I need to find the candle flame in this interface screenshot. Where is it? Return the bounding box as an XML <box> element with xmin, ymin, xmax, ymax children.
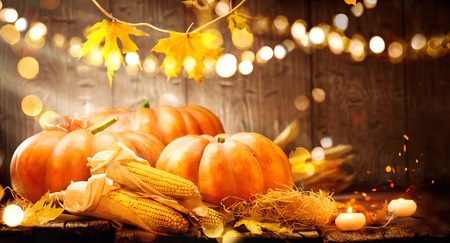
<box><xmin>347</xmin><ymin>206</ymin><xmax>353</xmax><ymax>213</ymax></box>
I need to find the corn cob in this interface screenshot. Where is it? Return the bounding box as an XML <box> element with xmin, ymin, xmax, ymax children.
<box><xmin>197</xmin><ymin>207</ymin><xmax>226</xmax><ymax>229</ymax></box>
<box><xmin>107</xmin><ymin>190</ymin><xmax>190</xmax><ymax>234</ymax></box>
<box><xmin>118</xmin><ymin>160</ymin><xmax>200</xmax><ymax>201</ymax></box>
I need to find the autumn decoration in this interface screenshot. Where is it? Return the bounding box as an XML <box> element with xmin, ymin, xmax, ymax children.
<box><xmin>87</xmin><ymin>102</ymin><xmax>225</xmax><ymax>146</ymax></box>
<box><xmin>154</xmin><ymin>132</ymin><xmax>294</xmax><ymax>206</ymax></box>
<box><xmin>9</xmin><ymin>116</ymin><xmax>164</xmax><ymax>202</ymax></box>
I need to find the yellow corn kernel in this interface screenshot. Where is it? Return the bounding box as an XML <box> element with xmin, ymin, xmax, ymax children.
<box><xmin>119</xmin><ymin>160</ymin><xmax>200</xmax><ymax>201</ymax></box>
<box><xmin>107</xmin><ymin>190</ymin><xmax>190</xmax><ymax>234</ymax></box>
<box><xmin>197</xmin><ymin>207</ymin><xmax>226</xmax><ymax>238</ymax></box>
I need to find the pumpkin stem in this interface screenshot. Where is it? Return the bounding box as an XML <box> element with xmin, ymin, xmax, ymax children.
<box><xmin>141</xmin><ymin>100</ymin><xmax>150</xmax><ymax>108</ymax></box>
<box><xmin>89</xmin><ymin>116</ymin><xmax>119</xmax><ymax>134</ymax></box>
<box><xmin>217</xmin><ymin>136</ymin><xmax>226</xmax><ymax>143</ymax></box>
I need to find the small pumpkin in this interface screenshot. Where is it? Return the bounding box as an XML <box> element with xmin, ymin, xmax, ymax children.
<box><xmin>10</xmin><ymin>116</ymin><xmax>164</xmax><ymax>202</ymax></box>
<box><xmin>154</xmin><ymin>132</ymin><xmax>294</xmax><ymax>206</ymax></box>
<box><xmin>88</xmin><ymin>101</ymin><xmax>225</xmax><ymax>145</ymax></box>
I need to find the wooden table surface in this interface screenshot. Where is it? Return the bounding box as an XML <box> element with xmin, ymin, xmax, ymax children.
<box><xmin>1</xmin><ymin>191</ymin><xmax>449</xmax><ymax>243</ymax></box>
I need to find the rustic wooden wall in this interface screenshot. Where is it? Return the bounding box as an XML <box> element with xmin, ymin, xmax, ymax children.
<box><xmin>1</xmin><ymin>0</ymin><xmax>449</xmax><ymax>194</ymax></box>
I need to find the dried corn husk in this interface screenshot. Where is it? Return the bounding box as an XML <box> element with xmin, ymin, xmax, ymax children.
<box><xmin>86</xmin><ymin>142</ymin><xmax>206</xmax><ymax>217</ymax></box>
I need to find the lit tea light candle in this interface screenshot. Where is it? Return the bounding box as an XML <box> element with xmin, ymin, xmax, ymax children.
<box><xmin>335</xmin><ymin>206</ymin><xmax>366</xmax><ymax>231</ymax></box>
<box><xmin>388</xmin><ymin>198</ymin><xmax>417</xmax><ymax>217</ymax></box>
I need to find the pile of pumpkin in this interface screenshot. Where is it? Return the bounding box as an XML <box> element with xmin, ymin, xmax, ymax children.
<box><xmin>8</xmin><ymin>103</ymin><xmax>295</xmax><ymax>238</ymax></box>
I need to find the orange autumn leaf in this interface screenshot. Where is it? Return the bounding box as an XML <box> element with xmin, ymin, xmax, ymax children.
<box><xmin>345</xmin><ymin>0</ymin><xmax>357</xmax><ymax>5</ymax></box>
<box><xmin>151</xmin><ymin>31</ymin><xmax>223</xmax><ymax>83</ymax></box>
<box><xmin>79</xmin><ymin>19</ymin><xmax>148</xmax><ymax>87</ymax></box>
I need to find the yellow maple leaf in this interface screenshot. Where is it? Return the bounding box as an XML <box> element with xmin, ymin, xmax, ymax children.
<box><xmin>79</xmin><ymin>19</ymin><xmax>148</xmax><ymax>87</ymax></box>
<box><xmin>152</xmin><ymin>31</ymin><xmax>223</xmax><ymax>83</ymax></box>
<box><xmin>20</xmin><ymin>192</ymin><xmax>65</xmax><ymax>226</ymax></box>
<box><xmin>227</xmin><ymin>11</ymin><xmax>251</xmax><ymax>32</ymax></box>
<box><xmin>345</xmin><ymin>0</ymin><xmax>357</xmax><ymax>5</ymax></box>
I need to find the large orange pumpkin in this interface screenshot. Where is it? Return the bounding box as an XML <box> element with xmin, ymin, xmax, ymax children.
<box><xmin>10</xmin><ymin>117</ymin><xmax>164</xmax><ymax>202</ymax></box>
<box><xmin>154</xmin><ymin>132</ymin><xmax>294</xmax><ymax>206</ymax></box>
<box><xmin>88</xmin><ymin>103</ymin><xmax>225</xmax><ymax>145</ymax></box>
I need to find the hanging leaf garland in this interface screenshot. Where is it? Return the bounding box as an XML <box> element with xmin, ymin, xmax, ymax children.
<box><xmin>151</xmin><ymin>31</ymin><xmax>223</xmax><ymax>83</ymax></box>
<box><xmin>79</xmin><ymin>19</ymin><xmax>148</xmax><ymax>87</ymax></box>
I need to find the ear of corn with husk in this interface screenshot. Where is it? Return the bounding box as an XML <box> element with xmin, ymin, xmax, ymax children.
<box><xmin>290</xmin><ymin>144</ymin><xmax>356</xmax><ymax>193</ymax></box>
<box><xmin>48</xmin><ymin>142</ymin><xmax>228</xmax><ymax>236</ymax></box>
<box><xmin>87</xmin><ymin>142</ymin><xmax>206</xmax><ymax>217</ymax></box>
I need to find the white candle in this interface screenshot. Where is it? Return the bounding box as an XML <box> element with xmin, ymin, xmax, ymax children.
<box><xmin>388</xmin><ymin>198</ymin><xmax>417</xmax><ymax>217</ymax></box>
<box><xmin>335</xmin><ymin>207</ymin><xmax>366</xmax><ymax>231</ymax></box>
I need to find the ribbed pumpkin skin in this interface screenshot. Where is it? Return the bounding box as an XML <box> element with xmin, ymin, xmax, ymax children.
<box><xmin>10</xmin><ymin>129</ymin><xmax>164</xmax><ymax>202</ymax></box>
<box><xmin>88</xmin><ymin>104</ymin><xmax>225</xmax><ymax>145</ymax></box>
<box><xmin>155</xmin><ymin>133</ymin><xmax>294</xmax><ymax>206</ymax></box>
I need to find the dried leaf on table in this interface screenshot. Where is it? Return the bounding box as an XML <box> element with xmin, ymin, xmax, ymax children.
<box><xmin>152</xmin><ymin>31</ymin><xmax>223</xmax><ymax>83</ymax></box>
<box><xmin>21</xmin><ymin>192</ymin><xmax>64</xmax><ymax>226</ymax></box>
<box><xmin>79</xmin><ymin>19</ymin><xmax>148</xmax><ymax>87</ymax></box>
<box><xmin>234</xmin><ymin>219</ymin><xmax>292</xmax><ymax>235</ymax></box>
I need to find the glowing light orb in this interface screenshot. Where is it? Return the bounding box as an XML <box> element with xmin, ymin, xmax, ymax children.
<box><xmin>274</xmin><ymin>44</ymin><xmax>287</xmax><ymax>59</ymax></box>
<box><xmin>309</xmin><ymin>26</ymin><xmax>325</xmax><ymax>45</ymax></box>
<box><xmin>258</xmin><ymin>46</ymin><xmax>273</xmax><ymax>61</ymax></box>
<box><xmin>294</xmin><ymin>95</ymin><xmax>310</xmax><ymax>111</ymax></box>
<box><xmin>369</xmin><ymin>36</ymin><xmax>385</xmax><ymax>54</ymax></box>
<box><xmin>311</xmin><ymin>147</ymin><xmax>325</xmax><ymax>163</ymax></box>
<box><xmin>21</xmin><ymin>94</ymin><xmax>43</xmax><ymax>117</ymax></box>
<box><xmin>125</xmin><ymin>52</ymin><xmax>140</xmax><ymax>66</ymax></box>
<box><xmin>15</xmin><ymin>17</ymin><xmax>28</xmax><ymax>32</ymax></box>
<box><xmin>2</xmin><ymin>204</ymin><xmax>24</xmax><ymax>227</ymax></box>
<box><xmin>333</xmin><ymin>14</ymin><xmax>348</xmax><ymax>31</ymax></box>
<box><xmin>1</xmin><ymin>8</ymin><xmax>18</xmax><ymax>23</ymax></box>
<box><xmin>202</xmin><ymin>222</ymin><xmax>224</xmax><ymax>239</ymax></box>
<box><xmin>18</xmin><ymin>56</ymin><xmax>39</xmax><ymax>80</ymax></box>
<box><xmin>238</xmin><ymin>60</ymin><xmax>253</xmax><ymax>75</ymax></box>
<box><xmin>411</xmin><ymin>34</ymin><xmax>426</xmax><ymax>50</ymax></box>
<box><xmin>320</xmin><ymin>137</ymin><xmax>333</xmax><ymax>148</ymax></box>
<box><xmin>215</xmin><ymin>54</ymin><xmax>237</xmax><ymax>78</ymax></box>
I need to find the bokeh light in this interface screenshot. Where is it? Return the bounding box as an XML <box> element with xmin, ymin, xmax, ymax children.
<box><xmin>328</xmin><ymin>31</ymin><xmax>344</xmax><ymax>55</ymax></box>
<box><xmin>411</xmin><ymin>34</ymin><xmax>426</xmax><ymax>50</ymax></box>
<box><xmin>231</xmin><ymin>28</ymin><xmax>253</xmax><ymax>50</ymax></box>
<box><xmin>2</xmin><ymin>204</ymin><xmax>24</xmax><ymax>227</ymax></box>
<box><xmin>274</xmin><ymin>44</ymin><xmax>287</xmax><ymax>59</ymax></box>
<box><xmin>309</xmin><ymin>26</ymin><xmax>325</xmax><ymax>45</ymax></box>
<box><xmin>216</xmin><ymin>53</ymin><xmax>237</xmax><ymax>78</ymax></box>
<box><xmin>273</xmin><ymin>15</ymin><xmax>289</xmax><ymax>34</ymax></box>
<box><xmin>241</xmin><ymin>50</ymin><xmax>255</xmax><ymax>62</ymax></box>
<box><xmin>125</xmin><ymin>52</ymin><xmax>140</xmax><ymax>66</ymax></box>
<box><xmin>143</xmin><ymin>54</ymin><xmax>159</xmax><ymax>75</ymax></box>
<box><xmin>238</xmin><ymin>60</ymin><xmax>253</xmax><ymax>75</ymax></box>
<box><xmin>0</xmin><ymin>24</ymin><xmax>20</xmax><ymax>45</ymax></box>
<box><xmin>311</xmin><ymin>147</ymin><xmax>325</xmax><ymax>163</ymax></box>
<box><xmin>14</xmin><ymin>17</ymin><xmax>28</xmax><ymax>32</ymax></box>
<box><xmin>257</xmin><ymin>46</ymin><xmax>273</xmax><ymax>62</ymax></box>
<box><xmin>18</xmin><ymin>56</ymin><xmax>39</xmax><ymax>79</ymax></box>
<box><xmin>333</xmin><ymin>14</ymin><xmax>348</xmax><ymax>31</ymax></box>
<box><xmin>369</xmin><ymin>35</ymin><xmax>385</xmax><ymax>54</ymax></box>
<box><xmin>311</xmin><ymin>88</ymin><xmax>326</xmax><ymax>103</ymax></box>
<box><xmin>21</xmin><ymin>94</ymin><xmax>43</xmax><ymax>117</ymax></box>
<box><xmin>351</xmin><ymin>2</ymin><xmax>364</xmax><ymax>17</ymax></box>
<box><xmin>294</xmin><ymin>95</ymin><xmax>310</xmax><ymax>111</ymax></box>
<box><xmin>320</xmin><ymin>137</ymin><xmax>333</xmax><ymax>148</ymax></box>
<box><xmin>0</xmin><ymin>8</ymin><xmax>18</xmax><ymax>23</ymax></box>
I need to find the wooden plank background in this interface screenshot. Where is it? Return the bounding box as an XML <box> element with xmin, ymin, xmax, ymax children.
<box><xmin>1</xmin><ymin>0</ymin><xmax>449</xmax><ymax>195</ymax></box>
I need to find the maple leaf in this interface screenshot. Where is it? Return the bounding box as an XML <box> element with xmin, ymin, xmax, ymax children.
<box><xmin>152</xmin><ymin>31</ymin><xmax>223</xmax><ymax>83</ymax></box>
<box><xmin>79</xmin><ymin>19</ymin><xmax>148</xmax><ymax>87</ymax></box>
<box><xmin>20</xmin><ymin>192</ymin><xmax>65</xmax><ymax>226</ymax></box>
<box><xmin>227</xmin><ymin>11</ymin><xmax>251</xmax><ymax>32</ymax></box>
<box><xmin>345</xmin><ymin>0</ymin><xmax>357</xmax><ymax>5</ymax></box>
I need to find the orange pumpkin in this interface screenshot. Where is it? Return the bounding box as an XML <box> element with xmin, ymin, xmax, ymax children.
<box><xmin>10</xmin><ymin>117</ymin><xmax>164</xmax><ymax>202</ymax></box>
<box><xmin>155</xmin><ymin>132</ymin><xmax>294</xmax><ymax>206</ymax></box>
<box><xmin>88</xmin><ymin>102</ymin><xmax>225</xmax><ymax>145</ymax></box>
